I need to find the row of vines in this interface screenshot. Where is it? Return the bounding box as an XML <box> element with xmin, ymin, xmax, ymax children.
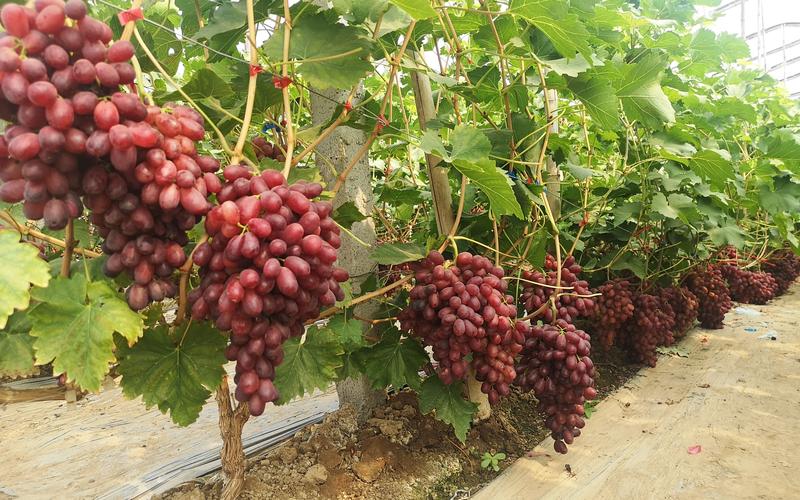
<box><xmin>1</xmin><ymin>0</ymin><xmax>800</xmax><ymax>497</ymax></box>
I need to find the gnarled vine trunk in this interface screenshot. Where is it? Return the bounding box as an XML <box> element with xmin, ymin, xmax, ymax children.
<box><xmin>216</xmin><ymin>378</ymin><xmax>250</xmax><ymax>500</ymax></box>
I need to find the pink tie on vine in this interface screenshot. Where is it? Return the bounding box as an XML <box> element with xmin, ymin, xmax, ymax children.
<box><xmin>272</xmin><ymin>75</ymin><xmax>292</xmax><ymax>89</ymax></box>
<box><xmin>249</xmin><ymin>65</ymin><xmax>264</xmax><ymax>77</ymax></box>
<box><xmin>117</xmin><ymin>7</ymin><xmax>143</xmax><ymax>25</ymax></box>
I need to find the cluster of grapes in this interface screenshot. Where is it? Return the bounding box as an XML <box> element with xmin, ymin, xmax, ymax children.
<box><xmin>520</xmin><ymin>255</ymin><xmax>594</xmax><ymax>322</ymax></box>
<box><xmin>252</xmin><ymin>136</ymin><xmax>286</xmax><ymax>162</ymax></box>
<box><xmin>188</xmin><ymin>168</ymin><xmax>348</xmax><ymax>416</ymax></box>
<box><xmin>659</xmin><ymin>286</ymin><xmax>698</xmax><ymax>340</ymax></box>
<box><xmin>516</xmin><ymin>320</ymin><xmax>596</xmax><ymax>454</ymax></box>
<box><xmin>684</xmin><ymin>267</ymin><xmax>732</xmax><ymax>329</ymax></box>
<box><xmin>718</xmin><ymin>264</ymin><xmax>778</xmax><ymax>305</ymax></box>
<box><xmin>590</xmin><ymin>279</ymin><xmax>635</xmax><ymax>349</ymax></box>
<box><xmin>619</xmin><ymin>293</ymin><xmax>675</xmax><ymax>366</ymax></box>
<box><xmin>762</xmin><ymin>250</ymin><xmax>800</xmax><ymax>295</ymax></box>
<box><xmin>0</xmin><ymin>1</ymin><xmax>219</xmax><ymax>310</ymax></box>
<box><xmin>398</xmin><ymin>251</ymin><xmax>524</xmax><ymax>405</ymax></box>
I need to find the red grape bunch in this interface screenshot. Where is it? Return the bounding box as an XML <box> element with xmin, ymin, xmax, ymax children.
<box><xmin>718</xmin><ymin>265</ymin><xmax>778</xmax><ymax>305</ymax></box>
<box><xmin>619</xmin><ymin>292</ymin><xmax>675</xmax><ymax>366</ymax></box>
<box><xmin>684</xmin><ymin>267</ymin><xmax>732</xmax><ymax>329</ymax></box>
<box><xmin>659</xmin><ymin>286</ymin><xmax>698</xmax><ymax>340</ymax></box>
<box><xmin>761</xmin><ymin>250</ymin><xmax>800</xmax><ymax>295</ymax></box>
<box><xmin>0</xmin><ymin>0</ymin><xmax>220</xmax><ymax>310</ymax></box>
<box><xmin>398</xmin><ymin>251</ymin><xmax>525</xmax><ymax>405</ymax></box>
<box><xmin>252</xmin><ymin>136</ymin><xmax>286</xmax><ymax>162</ymax></box>
<box><xmin>590</xmin><ymin>279</ymin><xmax>635</xmax><ymax>350</ymax></box>
<box><xmin>516</xmin><ymin>320</ymin><xmax>596</xmax><ymax>454</ymax></box>
<box><xmin>520</xmin><ymin>255</ymin><xmax>594</xmax><ymax>323</ymax></box>
<box><xmin>0</xmin><ymin>0</ymin><xmax>137</xmax><ymax>228</ymax></box>
<box><xmin>188</xmin><ymin>168</ymin><xmax>349</xmax><ymax>416</ymax></box>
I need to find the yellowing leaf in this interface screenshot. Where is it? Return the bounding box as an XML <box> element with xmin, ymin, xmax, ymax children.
<box><xmin>0</xmin><ymin>230</ymin><xmax>50</xmax><ymax>329</ymax></box>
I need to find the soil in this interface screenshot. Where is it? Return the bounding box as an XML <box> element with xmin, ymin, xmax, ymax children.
<box><xmin>160</xmin><ymin>345</ymin><xmax>639</xmax><ymax>500</ymax></box>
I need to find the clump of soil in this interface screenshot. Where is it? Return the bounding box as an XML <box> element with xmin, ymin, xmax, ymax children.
<box><xmin>162</xmin><ymin>347</ymin><xmax>639</xmax><ymax>500</ymax></box>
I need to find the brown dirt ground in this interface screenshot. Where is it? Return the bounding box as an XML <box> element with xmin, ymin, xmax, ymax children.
<box><xmin>160</xmin><ymin>345</ymin><xmax>639</xmax><ymax>500</ymax></box>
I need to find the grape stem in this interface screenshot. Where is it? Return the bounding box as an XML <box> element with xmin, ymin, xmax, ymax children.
<box><xmin>328</xmin><ymin>21</ymin><xmax>417</xmax><ymax>195</ymax></box>
<box><xmin>0</xmin><ymin>211</ymin><xmax>100</xmax><ymax>258</ymax></box>
<box><xmin>231</xmin><ymin>0</ymin><xmax>258</xmax><ymax>162</ymax></box>
<box><xmin>279</xmin><ymin>0</ymin><xmax>296</xmax><ymax>178</ymax></box>
<box><xmin>314</xmin><ymin>275</ymin><xmax>413</xmax><ymax>323</ymax></box>
<box><xmin>60</xmin><ymin>219</ymin><xmax>74</xmax><ymax>278</ymax></box>
<box><xmin>175</xmin><ymin>234</ymin><xmax>209</xmax><ymax>325</ymax></box>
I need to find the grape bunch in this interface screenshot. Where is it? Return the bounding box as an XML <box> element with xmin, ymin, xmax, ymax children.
<box><xmin>718</xmin><ymin>264</ymin><xmax>778</xmax><ymax>305</ymax></box>
<box><xmin>659</xmin><ymin>286</ymin><xmax>698</xmax><ymax>340</ymax></box>
<box><xmin>590</xmin><ymin>279</ymin><xmax>635</xmax><ymax>349</ymax></box>
<box><xmin>516</xmin><ymin>320</ymin><xmax>596</xmax><ymax>454</ymax></box>
<box><xmin>619</xmin><ymin>292</ymin><xmax>675</xmax><ymax>366</ymax></box>
<box><xmin>684</xmin><ymin>267</ymin><xmax>732</xmax><ymax>329</ymax></box>
<box><xmin>520</xmin><ymin>255</ymin><xmax>594</xmax><ymax>323</ymax></box>
<box><xmin>188</xmin><ymin>168</ymin><xmax>349</xmax><ymax>416</ymax></box>
<box><xmin>762</xmin><ymin>250</ymin><xmax>800</xmax><ymax>295</ymax></box>
<box><xmin>398</xmin><ymin>251</ymin><xmax>524</xmax><ymax>405</ymax></box>
<box><xmin>252</xmin><ymin>136</ymin><xmax>286</xmax><ymax>162</ymax></box>
<box><xmin>0</xmin><ymin>0</ymin><xmax>219</xmax><ymax>310</ymax></box>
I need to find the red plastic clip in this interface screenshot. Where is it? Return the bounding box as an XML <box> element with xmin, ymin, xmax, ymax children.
<box><xmin>249</xmin><ymin>65</ymin><xmax>264</xmax><ymax>77</ymax></box>
<box><xmin>376</xmin><ymin>114</ymin><xmax>389</xmax><ymax>132</ymax></box>
<box><xmin>272</xmin><ymin>75</ymin><xmax>293</xmax><ymax>89</ymax></box>
<box><xmin>118</xmin><ymin>7</ymin><xmax>144</xmax><ymax>25</ymax></box>
<box><xmin>344</xmin><ymin>100</ymin><xmax>353</xmax><ymax>112</ymax></box>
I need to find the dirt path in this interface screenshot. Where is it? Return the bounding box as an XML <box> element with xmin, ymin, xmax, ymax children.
<box><xmin>476</xmin><ymin>285</ymin><xmax>800</xmax><ymax>500</ymax></box>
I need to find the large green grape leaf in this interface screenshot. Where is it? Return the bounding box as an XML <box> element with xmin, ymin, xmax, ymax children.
<box><xmin>567</xmin><ymin>72</ymin><xmax>620</xmax><ymax>130</ymax></box>
<box><xmin>0</xmin><ymin>230</ymin><xmax>50</xmax><ymax>329</ymax></box>
<box><xmin>508</xmin><ymin>0</ymin><xmax>591</xmax><ymax>58</ymax></box>
<box><xmin>117</xmin><ymin>322</ymin><xmax>227</xmax><ymax>426</ymax></box>
<box><xmin>29</xmin><ymin>275</ymin><xmax>144</xmax><ymax>392</ymax></box>
<box><xmin>274</xmin><ymin>326</ymin><xmax>343</xmax><ymax>404</ymax></box>
<box><xmin>389</xmin><ymin>0</ymin><xmax>436</xmax><ymax>20</ymax></box>
<box><xmin>263</xmin><ymin>12</ymin><xmax>374</xmax><ymax>90</ymax></box>
<box><xmin>615</xmin><ymin>55</ymin><xmax>675</xmax><ymax>127</ymax></box>
<box><xmin>453</xmin><ymin>159</ymin><xmax>524</xmax><ymax>219</ymax></box>
<box><xmin>0</xmin><ymin>311</ymin><xmax>36</xmax><ymax>378</ymax></box>
<box><xmin>450</xmin><ymin>125</ymin><xmax>492</xmax><ymax>164</ymax></box>
<box><xmin>363</xmin><ymin>327</ymin><xmax>427</xmax><ymax>390</ymax></box>
<box><xmin>689</xmin><ymin>150</ymin><xmax>734</xmax><ymax>189</ymax></box>
<box><xmin>370</xmin><ymin>243</ymin><xmax>427</xmax><ymax>265</ymax></box>
<box><xmin>419</xmin><ymin>377</ymin><xmax>477</xmax><ymax>442</ymax></box>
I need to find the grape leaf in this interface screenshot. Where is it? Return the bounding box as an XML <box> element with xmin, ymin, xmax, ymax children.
<box><xmin>324</xmin><ymin>314</ymin><xmax>365</xmax><ymax>350</ymax></box>
<box><xmin>333</xmin><ymin>201</ymin><xmax>367</xmax><ymax>229</ymax></box>
<box><xmin>0</xmin><ymin>311</ymin><xmax>36</xmax><ymax>378</ymax></box>
<box><xmin>363</xmin><ymin>327</ymin><xmax>427</xmax><ymax>390</ymax></box>
<box><xmin>263</xmin><ymin>12</ymin><xmax>374</xmax><ymax>90</ymax></box>
<box><xmin>689</xmin><ymin>150</ymin><xmax>734</xmax><ymax>189</ymax></box>
<box><xmin>615</xmin><ymin>55</ymin><xmax>675</xmax><ymax>127</ymax></box>
<box><xmin>29</xmin><ymin>275</ymin><xmax>144</xmax><ymax>392</ymax></box>
<box><xmin>452</xmin><ymin>159</ymin><xmax>524</xmax><ymax>219</ymax></box>
<box><xmin>0</xmin><ymin>230</ymin><xmax>50</xmax><ymax>329</ymax></box>
<box><xmin>389</xmin><ymin>0</ymin><xmax>436</xmax><ymax>20</ymax></box>
<box><xmin>450</xmin><ymin>125</ymin><xmax>492</xmax><ymax>164</ymax></box>
<box><xmin>117</xmin><ymin>322</ymin><xmax>227</xmax><ymax>426</ymax></box>
<box><xmin>370</xmin><ymin>242</ymin><xmax>427</xmax><ymax>265</ymax></box>
<box><xmin>567</xmin><ymin>72</ymin><xmax>620</xmax><ymax>130</ymax></box>
<box><xmin>418</xmin><ymin>377</ymin><xmax>477</xmax><ymax>442</ymax></box>
<box><xmin>509</xmin><ymin>0</ymin><xmax>591</xmax><ymax>59</ymax></box>
<box><xmin>274</xmin><ymin>326</ymin><xmax>343</xmax><ymax>404</ymax></box>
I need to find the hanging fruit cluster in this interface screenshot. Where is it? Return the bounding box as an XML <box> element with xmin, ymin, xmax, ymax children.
<box><xmin>188</xmin><ymin>168</ymin><xmax>349</xmax><ymax>415</ymax></box>
<box><xmin>0</xmin><ymin>0</ymin><xmax>219</xmax><ymax>310</ymax></box>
